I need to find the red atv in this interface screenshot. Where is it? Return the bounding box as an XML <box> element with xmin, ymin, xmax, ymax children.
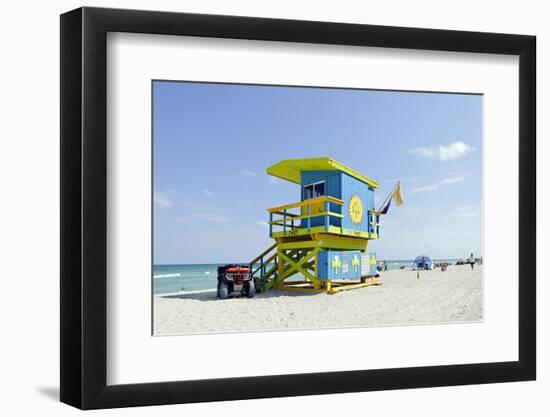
<box><xmin>217</xmin><ymin>264</ymin><xmax>256</xmax><ymax>299</ymax></box>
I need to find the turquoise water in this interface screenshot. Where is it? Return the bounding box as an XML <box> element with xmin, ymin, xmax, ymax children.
<box><xmin>153</xmin><ymin>259</ymin><xmax>459</xmax><ymax>295</ymax></box>
<box><xmin>153</xmin><ymin>264</ymin><xmax>221</xmax><ymax>295</ymax></box>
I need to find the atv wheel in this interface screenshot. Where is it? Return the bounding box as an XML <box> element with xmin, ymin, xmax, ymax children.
<box><xmin>217</xmin><ymin>281</ymin><xmax>229</xmax><ymax>299</ymax></box>
<box><xmin>245</xmin><ymin>280</ymin><xmax>255</xmax><ymax>298</ymax></box>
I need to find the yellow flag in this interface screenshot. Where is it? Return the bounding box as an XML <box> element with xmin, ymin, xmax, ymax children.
<box><xmin>391</xmin><ymin>181</ymin><xmax>404</xmax><ymax>206</ymax></box>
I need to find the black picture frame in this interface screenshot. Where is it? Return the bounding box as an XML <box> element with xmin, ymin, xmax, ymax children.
<box><xmin>60</xmin><ymin>6</ymin><xmax>536</xmax><ymax>410</ymax></box>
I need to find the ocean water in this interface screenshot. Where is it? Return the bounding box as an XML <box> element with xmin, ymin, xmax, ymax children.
<box><xmin>153</xmin><ymin>259</ymin><xmax>459</xmax><ymax>295</ymax></box>
<box><xmin>384</xmin><ymin>259</ymin><xmax>458</xmax><ymax>271</ymax></box>
<box><xmin>153</xmin><ymin>264</ymin><xmax>221</xmax><ymax>295</ymax></box>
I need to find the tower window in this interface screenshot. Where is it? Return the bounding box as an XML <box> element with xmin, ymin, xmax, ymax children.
<box><xmin>304</xmin><ymin>181</ymin><xmax>326</xmax><ymax>199</ymax></box>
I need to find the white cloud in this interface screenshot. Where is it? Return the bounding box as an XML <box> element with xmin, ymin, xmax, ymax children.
<box><xmin>409</xmin><ymin>141</ymin><xmax>475</xmax><ymax>161</ymax></box>
<box><xmin>203</xmin><ymin>189</ymin><xmax>215</xmax><ymax>197</ymax></box>
<box><xmin>440</xmin><ymin>142</ymin><xmax>475</xmax><ymax>161</ymax></box>
<box><xmin>256</xmin><ymin>221</ymin><xmax>270</xmax><ymax>228</ymax></box>
<box><xmin>241</xmin><ymin>169</ymin><xmax>257</xmax><ymax>177</ymax></box>
<box><xmin>268</xmin><ymin>176</ymin><xmax>280</xmax><ymax>184</ymax></box>
<box><xmin>411</xmin><ymin>184</ymin><xmax>439</xmax><ymax>193</ymax></box>
<box><xmin>411</xmin><ymin>174</ymin><xmax>466</xmax><ymax>193</ymax></box>
<box><xmin>439</xmin><ymin>176</ymin><xmax>465</xmax><ymax>185</ymax></box>
<box><xmin>154</xmin><ymin>191</ymin><xmax>173</xmax><ymax>208</ymax></box>
<box><xmin>410</xmin><ymin>147</ymin><xmax>438</xmax><ymax>159</ymax></box>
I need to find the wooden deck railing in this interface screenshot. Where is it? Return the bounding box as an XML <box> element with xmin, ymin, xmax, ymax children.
<box><xmin>267</xmin><ymin>196</ymin><xmax>344</xmax><ymax>236</ymax></box>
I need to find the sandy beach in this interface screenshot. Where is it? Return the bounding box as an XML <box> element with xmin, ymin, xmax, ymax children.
<box><xmin>153</xmin><ymin>264</ymin><xmax>483</xmax><ymax>335</ymax></box>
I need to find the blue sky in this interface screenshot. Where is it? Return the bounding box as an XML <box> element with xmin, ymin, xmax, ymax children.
<box><xmin>153</xmin><ymin>81</ymin><xmax>482</xmax><ymax>264</ymax></box>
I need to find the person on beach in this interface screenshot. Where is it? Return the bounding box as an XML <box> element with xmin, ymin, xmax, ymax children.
<box><xmin>467</xmin><ymin>253</ymin><xmax>475</xmax><ymax>270</ymax></box>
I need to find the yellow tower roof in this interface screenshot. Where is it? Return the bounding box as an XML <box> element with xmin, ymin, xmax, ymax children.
<box><xmin>267</xmin><ymin>157</ymin><xmax>379</xmax><ymax>188</ymax></box>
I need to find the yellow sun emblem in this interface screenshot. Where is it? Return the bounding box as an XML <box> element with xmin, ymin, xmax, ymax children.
<box><xmin>348</xmin><ymin>195</ymin><xmax>364</xmax><ymax>224</ymax></box>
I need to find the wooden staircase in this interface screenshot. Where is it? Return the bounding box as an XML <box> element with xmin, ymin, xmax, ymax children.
<box><xmin>249</xmin><ymin>243</ymin><xmax>279</xmax><ymax>291</ymax></box>
<box><xmin>249</xmin><ymin>242</ymin><xmax>321</xmax><ymax>291</ymax></box>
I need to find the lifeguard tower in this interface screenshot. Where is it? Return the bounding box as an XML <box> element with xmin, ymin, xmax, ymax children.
<box><xmin>249</xmin><ymin>157</ymin><xmax>382</xmax><ymax>294</ymax></box>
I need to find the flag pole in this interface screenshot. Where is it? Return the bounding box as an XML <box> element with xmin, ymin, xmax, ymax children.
<box><xmin>377</xmin><ymin>181</ymin><xmax>399</xmax><ymax>212</ymax></box>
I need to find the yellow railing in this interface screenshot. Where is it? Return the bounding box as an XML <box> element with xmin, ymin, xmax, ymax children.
<box><xmin>267</xmin><ymin>196</ymin><xmax>344</xmax><ymax>237</ymax></box>
<box><xmin>267</xmin><ymin>196</ymin><xmax>344</xmax><ymax>213</ymax></box>
<box><xmin>249</xmin><ymin>242</ymin><xmax>277</xmax><ymax>265</ymax></box>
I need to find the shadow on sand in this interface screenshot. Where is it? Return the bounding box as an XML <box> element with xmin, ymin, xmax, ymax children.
<box><xmin>158</xmin><ymin>289</ymin><xmax>322</xmax><ymax>302</ymax></box>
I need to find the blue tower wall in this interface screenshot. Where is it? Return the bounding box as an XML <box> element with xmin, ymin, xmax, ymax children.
<box><xmin>361</xmin><ymin>252</ymin><xmax>378</xmax><ymax>276</ymax></box>
<box><xmin>340</xmin><ymin>173</ymin><xmax>374</xmax><ymax>234</ymax></box>
<box><xmin>298</xmin><ymin>171</ymin><xmax>376</xmax><ymax>234</ymax></box>
<box><xmin>317</xmin><ymin>250</ymin><xmax>362</xmax><ymax>280</ymax></box>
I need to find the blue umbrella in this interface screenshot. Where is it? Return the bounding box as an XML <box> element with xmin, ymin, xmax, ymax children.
<box><xmin>413</xmin><ymin>255</ymin><xmax>433</xmax><ymax>270</ymax></box>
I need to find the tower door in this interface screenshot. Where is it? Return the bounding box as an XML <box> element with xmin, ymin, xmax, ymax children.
<box><xmin>302</xmin><ymin>181</ymin><xmax>326</xmax><ymax>220</ymax></box>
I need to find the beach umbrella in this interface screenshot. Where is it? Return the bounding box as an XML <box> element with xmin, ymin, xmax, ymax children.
<box><xmin>413</xmin><ymin>255</ymin><xmax>433</xmax><ymax>270</ymax></box>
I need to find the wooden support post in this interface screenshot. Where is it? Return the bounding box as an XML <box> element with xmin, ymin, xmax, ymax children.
<box><xmin>324</xmin><ymin>200</ymin><xmax>329</xmax><ymax>231</ymax></box>
<box><xmin>314</xmin><ymin>250</ymin><xmax>318</xmax><ymax>281</ymax></box>
<box><xmin>307</xmin><ymin>204</ymin><xmax>311</xmax><ymax>233</ymax></box>
<box><xmin>277</xmin><ymin>250</ymin><xmax>285</xmax><ymax>288</ymax></box>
